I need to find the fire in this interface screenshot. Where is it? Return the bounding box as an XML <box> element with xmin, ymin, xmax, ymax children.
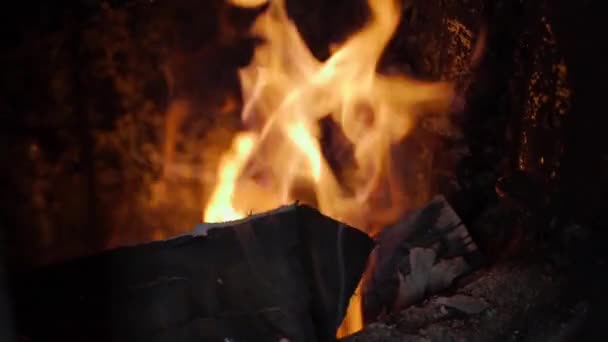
<box><xmin>204</xmin><ymin>133</ymin><xmax>257</xmax><ymax>223</ymax></box>
<box><xmin>204</xmin><ymin>0</ymin><xmax>453</xmax><ymax>336</ymax></box>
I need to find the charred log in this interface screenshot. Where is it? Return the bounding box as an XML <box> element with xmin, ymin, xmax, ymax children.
<box><xmin>361</xmin><ymin>196</ymin><xmax>483</xmax><ymax>325</ymax></box>
<box><xmin>344</xmin><ymin>261</ymin><xmax>577</xmax><ymax>342</ymax></box>
<box><xmin>12</xmin><ymin>204</ymin><xmax>373</xmax><ymax>342</ymax></box>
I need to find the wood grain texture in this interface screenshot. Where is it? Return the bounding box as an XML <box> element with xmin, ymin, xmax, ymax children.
<box><xmin>13</xmin><ymin>204</ymin><xmax>373</xmax><ymax>342</ymax></box>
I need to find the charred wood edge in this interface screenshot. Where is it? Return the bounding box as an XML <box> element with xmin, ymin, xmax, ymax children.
<box><xmin>294</xmin><ymin>205</ymin><xmax>375</xmax><ymax>341</ymax></box>
<box><xmin>191</xmin><ymin>204</ymin><xmax>297</xmax><ymax>237</ymax></box>
<box><xmin>371</xmin><ymin>195</ymin><xmax>483</xmax><ymax>286</ymax></box>
<box><xmin>344</xmin><ymin>261</ymin><xmax>580</xmax><ymax>342</ymax></box>
<box><xmin>13</xmin><ymin>203</ymin><xmax>374</xmax><ymax>342</ymax></box>
<box><xmin>362</xmin><ymin>195</ymin><xmax>484</xmax><ymax>324</ymax></box>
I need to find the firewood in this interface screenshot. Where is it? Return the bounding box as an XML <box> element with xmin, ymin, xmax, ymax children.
<box><xmin>344</xmin><ymin>262</ymin><xmax>577</xmax><ymax>342</ymax></box>
<box><xmin>13</xmin><ymin>204</ymin><xmax>373</xmax><ymax>342</ymax></box>
<box><xmin>361</xmin><ymin>195</ymin><xmax>483</xmax><ymax>324</ymax></box>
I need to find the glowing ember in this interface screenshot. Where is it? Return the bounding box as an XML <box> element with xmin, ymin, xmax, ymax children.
<box><xmin>204</xmin><ymin>0</ymin><xmax>454</xmax><ymax>335</ymax></box>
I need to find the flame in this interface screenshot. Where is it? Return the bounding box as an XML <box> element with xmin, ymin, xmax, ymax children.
<box><xmin>226</xmin><ymin>0</ymin><xmax>268</xmax><ymax>8</ymax></box>
<box><xmin>338</xmin><ymin>281</ymin><xmax>364</xmax><ymax>338</ymax></box>
<box><xmin>204</xmin><ymin>0</ymin><xmax>453</xmax><ymax>335</ymax></box>
<box><xmin>204</xmin><ymin>133</ymin><xmax>257</xmax><ymax>222</ymax></box>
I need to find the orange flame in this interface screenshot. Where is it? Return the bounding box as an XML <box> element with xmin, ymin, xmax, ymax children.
<box><xmin>204</xmin><ymin>0</ymin><xmax>453</xmax><ymax>336</ymax></box>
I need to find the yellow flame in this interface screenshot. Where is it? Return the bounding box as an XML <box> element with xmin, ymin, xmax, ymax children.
<box><xmin>226</xmin><ymin>0</ymin><xmax>268</xmax><ymax>8</ymax></box>
<box><xmin>203</xmin><ymin>133</ymin><xmax>256</xmax><ymax>222</ymax></box>
<box><xmin>286</xmin><ymin>121</ymin><xmax>323</xmax><ymax>182</ymax></box>
<box><xmin>205</xmin><ymin>0</ymin><xmax>454</xmax><ymax>335</ymax></box>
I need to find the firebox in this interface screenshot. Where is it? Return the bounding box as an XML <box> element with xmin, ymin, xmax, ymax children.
<box><xmin>1</xmin><ymin>0</ymin><xmax>607</xmax><ymax>341</ymax></box>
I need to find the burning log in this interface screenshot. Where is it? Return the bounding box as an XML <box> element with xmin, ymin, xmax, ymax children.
<box><xmin>13</xmin><ymin>204</ymin><xmax>373</xmax><ymax>342</ymax></box>
<box><xmin>344</xmin><ymin>261</ymin><xmax>578</xmax><ymax>342</ymax></box>
<box><xmin>361</xmin><ymin>195</ymin><xmax>483</xmax><ymax>324</ymax></box>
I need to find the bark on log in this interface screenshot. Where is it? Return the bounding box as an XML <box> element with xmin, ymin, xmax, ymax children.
<box><xmin>361</xmin><ymin>196</ymin><xmax>483</xmax><ymax>325</ymax></box>
<box><xmin>12</xmin><ymin>204</ymin><xmax>374</xmax><ymax>342</ymax></box>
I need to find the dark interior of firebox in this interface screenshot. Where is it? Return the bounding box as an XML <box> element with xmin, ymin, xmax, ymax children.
<box><xmin>1</xmin><ymin>0</ymin><xmax>607</xmax><ymax>341</ymax></box>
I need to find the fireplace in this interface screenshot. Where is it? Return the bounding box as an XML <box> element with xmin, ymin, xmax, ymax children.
<box><xmin>1</xmin><ymin>0</ymin><xmax>607</xmax><ymax>341</ymax></box>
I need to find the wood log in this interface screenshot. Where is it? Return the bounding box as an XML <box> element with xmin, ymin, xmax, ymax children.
<box><xmin>12</xmin><ymin>204</ymin><xmax>374</xmax><ymax>342</ymax></box>
<box><xmin>343</xmin><ymin>261</ymin><xmax>577</xmax><ymax>342</ymax></box>
<box><xmin>361</xmin><ymin>195</ymin><xmax>483</xmax><ymax>324</ymax></box>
